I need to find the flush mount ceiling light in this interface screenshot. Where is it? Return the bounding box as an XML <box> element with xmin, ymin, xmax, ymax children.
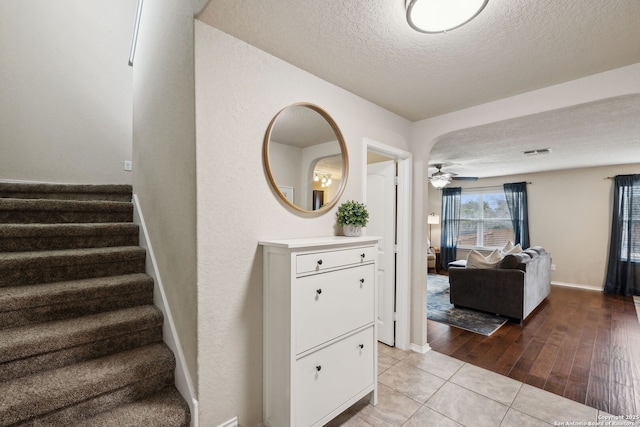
<box><xmin>406</xmin><ymin>0</ymin><xmax>488</xmax><ymax>34</ymax></box>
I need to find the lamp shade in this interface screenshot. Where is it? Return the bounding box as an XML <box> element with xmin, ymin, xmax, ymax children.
<box><xmin>406</xmin><ymin>0</ymin><xmax>488</xmax><ymax>33</ymax></box>
<box><xmin>428</xmin><ymin>214</ymin><xmax>440</xmax><ymax>225</ymax></box>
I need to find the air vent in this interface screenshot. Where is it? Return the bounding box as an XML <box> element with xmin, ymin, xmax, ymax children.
<box><xmin>523</xmin><ymin>148</ymin><xmax>552</xmax><ymax>156</ymax></box>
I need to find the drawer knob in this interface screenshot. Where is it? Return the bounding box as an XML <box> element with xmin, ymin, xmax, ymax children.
<box><xmin>316</xmin><ymin>288</ymin><xmax>322</xmax><ymax>295</ymax></box>
<box><xmin>360</xmin><ymin>278</ymin><xmax>365</xmax><ymax>284</ymax></box>
<box><xmin>317</xmin><ymin>259</ymin><xmax>323</xmax><ymax>266</ymax></box>
<box><xmin>359</xmin><ymin>344</ymin><xmax>364</xmax><ymax>349</ymax></box>
<box><xmin>361</xmin><ymin>253</ymin><xmax>366</xmax><ymax>259</ymax></box>
<box><xmin>316</xmin><ymin>365</ymin><xmax>322</xmax><ymax>372</ymax></box>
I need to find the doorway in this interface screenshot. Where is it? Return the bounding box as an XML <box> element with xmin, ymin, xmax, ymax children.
<box><xmin>363</xmin><ymin>139</ymin><xmax>412</xmax><ymax>350</ymax></box>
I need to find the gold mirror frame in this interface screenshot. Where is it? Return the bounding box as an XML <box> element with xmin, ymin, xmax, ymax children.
<box><xmin>263</xmin><ymin>103</ymin><xmax>349</xmax><ymax>214</ymax></box>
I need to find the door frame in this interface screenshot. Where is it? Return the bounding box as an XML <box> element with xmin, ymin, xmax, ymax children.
<box><xmin>362</xmin><ymin>138</ymin><xmax>412</xmax><ymax>351</ymax></box>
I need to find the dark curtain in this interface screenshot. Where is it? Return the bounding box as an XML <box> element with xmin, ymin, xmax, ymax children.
<box><xmin>440</xmin><ymin>187</ymin><xmax>461</xmax><ymax>270</ymax></box>
<box><xmin>604</xmin><ymin>174</ymin><xmax>640</xmax><ymax>296</ymax></box>
<box><xmin>503</xmin><ymin>182</ymin><xmax>530</xmax><ymax>249</ymax></box>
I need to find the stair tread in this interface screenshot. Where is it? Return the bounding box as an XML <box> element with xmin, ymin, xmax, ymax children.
<box><xmin>0</xmin><ymin>305</ymin><xmax>163</xmax><ymax>363</ymax></box>
<box><xmin>0</xmin><ymin>246</ymin><xmax>145</xmax><ymax>264</ymax></box>
<box><xmin>0</xmin><ymin>182</ymin><xmax>131</xmax><ymax>194</ymax></box>
<box><xmin>0</xmin><ymin>343</ymin><xmax>174</xmax><ymax>425</ymax></box>
<box><xmin>0</xmin><ymin>222</ymin><xmax>139</xmax><ymax>237</ymax></box>
<box><xmin>0</xmin><ymin>273</ymin><xmax>153</xmax><ymax>313</ymax></box>
<box><xmin>75</xmin><ymin>387</ymin><xmax>190</xmax><ymax>427</ymax></box>
<box><xmin>0</xmin><ymin>198</ymin><xmax>132</xmax><ymax>211</ymax></box>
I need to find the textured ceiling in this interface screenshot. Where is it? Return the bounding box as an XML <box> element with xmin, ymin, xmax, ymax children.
<box><xmin>428</xmin><ymin>94</ymin><xmax>640</xmax><ymax>178</ymax></box>
<box><xmin>199</xmin><ymin>0</ymin><xmax>640</xmax><ymax>121</ymax></box>
<box><xmin>198</xmin><ymin>0</ymin><xmax>640</xmax><ymax>177</ymax></box>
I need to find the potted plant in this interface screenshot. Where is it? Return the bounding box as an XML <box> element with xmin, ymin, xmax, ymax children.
<box><xmin>336</xmin><ymin>200</ymin><xmax>369</xmax><ymax>237</ymax></box>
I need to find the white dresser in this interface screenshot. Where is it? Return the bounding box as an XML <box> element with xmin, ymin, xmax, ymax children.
<box><xmin>259</xmin><ymin>236</ymin><xmax>379</xmax><ymax>427</ymax></box>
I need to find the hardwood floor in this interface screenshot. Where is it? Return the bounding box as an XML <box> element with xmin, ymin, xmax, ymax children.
<box><xmin>427</xmin><ymin>283</ymin><xmax>640</xmax><ymax>416</ymax></box>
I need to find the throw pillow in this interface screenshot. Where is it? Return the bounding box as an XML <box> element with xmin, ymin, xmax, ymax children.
<box><xmin>466</xmin><ymin>249</ymin><xmax>501</xmax><ymax>269</ymax></box>
<box><xmin>502</xmin><ymin>242</ymin><xmax>522</xmax><ymax>256</ymax></box>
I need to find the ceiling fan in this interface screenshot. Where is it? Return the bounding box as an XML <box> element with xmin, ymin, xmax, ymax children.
<box><xmin>428</xmin><ymin>164</ymin><xmax>478</xmax><ymax>189</ymax></box>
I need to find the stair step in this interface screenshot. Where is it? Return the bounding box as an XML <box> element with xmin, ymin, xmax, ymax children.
<box><xmin>0</xmin><ymin>273</ymin><xmax>154</xmax><ymax>329</ymax></box>
<box><xmin>0</xmin><ymin>181</ymin><xmax>191</xmax><ymax>423</ymax></box>
<box><xmin>8</xmin><ymin>372</ymin><xmax>175</xmax><ymax>426</ymax></box>
<box><xmin>0</xmin><ymin>223</ymin><xmax>139</xmax><ymax>252</ymax></box>
<box><xmin>0</xmin><ymin>305</ymin><xmax>163</xmax><ymax>365</ymax></box>
<box><xmin>0</xmin><ymin>326</ymin><xmax>163</xmax><ymax>383</ymax></box>
<box><xmin>0</xmin><ymin>182</ymin><xmax>132</xmax><ymax>202</ymax></box>
<box><xmin>75</xmin><ymin>387</ymin><xmax>190</xmax><ymax>427</ymax></box>
<box><xmin>0</xmin><ymin>246</ymin><xmax>146</xmax><ymax>287</ymax></box>
<box><xmin>0</xmin><ymin>198</ymin><xmax>133</xmax><ymax>224</ymax></box>
<box><xmin>0</xmin><ymin>343</ymin><xmax>175</xmax><ymax>426</ymax></box>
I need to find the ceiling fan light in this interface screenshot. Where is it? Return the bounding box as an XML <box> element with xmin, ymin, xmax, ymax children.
<box><xmin>406</xmin><ymin>0</ymin><xmax>488</xmax><ymax>33</ymax></box>
<box><xmin>430</xmin><ymin>175</ymin><xmax>451</xmax><ymax>189</ymax></box>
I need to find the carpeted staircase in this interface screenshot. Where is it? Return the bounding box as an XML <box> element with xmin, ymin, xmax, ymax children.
<box><xmin>0</xmin><ymin>182</ymin><xmax>190</xmax><ymax>426</ymax></box>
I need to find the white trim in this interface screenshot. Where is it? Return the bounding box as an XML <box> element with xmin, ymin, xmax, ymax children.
<box><xmin>216</xmin><ymin>417</ymin><xmax>239</xmax><ymax>427</ymax></box>
<box><xmin>128</xmin><ymin>0</ymin><xmax>144</xmax><ymax>66</ymax></box>
<box><xmin>363</xmin><ymin>138</ymin><xmax>413</xmax><ymax>351</ymax></box>
<box><xmin>132</xmin><ymin>195</ymin><xmax>199</xmax><ymax>427</ymax></box>
<box><xmin>410</xmin><ymin>343</ymin><xmax>431</xmax><ymax>354</ymax></box>
<box><xmin>551</xmin><ymin>280</ymin><xmax>602</xmax><ymax>292</ymax></box>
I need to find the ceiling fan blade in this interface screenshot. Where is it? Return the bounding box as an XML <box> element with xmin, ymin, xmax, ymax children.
<box><xmin>452</xmin><ymin>176</ymin><xmax>478</xmax><ymax>181</ymax></box>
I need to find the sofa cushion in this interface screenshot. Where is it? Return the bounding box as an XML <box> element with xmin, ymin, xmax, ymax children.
<box><xmin>448</xmin><ymin>260</ymin><xmax>467</xmax><ymax>268</ymax></box>
<box><xmin>529</xmin><ymin>246</ymin><xmax>547</xmax><ymax>256</ymax></box>
<box><xmin>499</xmin><ymin>253</ymin><xmax>531</xmax><ymax>270</ymax></box>
<box><xmin>466</xmin><ymin>249</ymin><xmax>501</xmax><ymax>269</ymax></box>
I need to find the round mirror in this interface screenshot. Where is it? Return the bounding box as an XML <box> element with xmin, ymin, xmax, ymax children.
<box><xmin>263</xmin><ymin>103</ymin><xmax>349</xmax><ymax>213</ymax></box>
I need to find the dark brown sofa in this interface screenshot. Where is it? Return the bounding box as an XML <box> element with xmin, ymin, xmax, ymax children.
<box><xmin>447</xmin><ymin>247</ymin><xmax>551</xmax><ymax>321</ymax></box>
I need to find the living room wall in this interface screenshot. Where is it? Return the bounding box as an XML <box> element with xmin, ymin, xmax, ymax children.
<box><xmin>194</xmin><ymin>22</ymin><xmax>412</xmax><ymax>427</ymax></box>
<box><xmin>428</xmin><ymin>163</ymin><xmax>640</xmax><ymax>290</ymax></box>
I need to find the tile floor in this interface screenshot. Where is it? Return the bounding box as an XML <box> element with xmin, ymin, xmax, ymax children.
<box><xmin>328</xmin><ymin>344</ymin><xmax>640</xmax><ymax>427</ymax></box>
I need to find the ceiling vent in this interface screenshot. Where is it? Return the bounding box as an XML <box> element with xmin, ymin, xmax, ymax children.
<box><xmin>523</xmin><ymin>148</ymin><xmax>552</xmax><ymax>156</ymax></box>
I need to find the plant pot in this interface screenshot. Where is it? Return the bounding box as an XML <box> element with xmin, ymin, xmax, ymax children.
<box><xmin>343</xmin><ymin>224</ymin><xmax>362</xmax><ymax>237</ymax></box>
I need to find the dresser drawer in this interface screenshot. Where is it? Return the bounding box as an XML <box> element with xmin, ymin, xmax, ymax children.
<box><xmin>295</xmin><ymin>264</ymin><xmax>375</xmax><ymax>354</ymax></box>
<box><xmin>296</xmin><ymin>246</ymin><xmax>376</xmax><ymax>275</ymax></box>
<box><xmin>295</xmin><ymin>327</ymin><xmax>375</xmax><ymax>427</ymax></box>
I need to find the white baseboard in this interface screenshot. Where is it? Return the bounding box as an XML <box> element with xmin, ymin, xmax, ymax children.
<box><xmin>132</xmin><ymin>195</ymin><xmax>199</xmax><ymax>427</ymax></box>
<box><xmin>217</xmin><ymin>417</ymin><xmax>239</xmax><ymax>427</ymax></box>
<box><xmin>551</xmin><ymin>281</ymin><xmax>602</xmax><ymax>292</ymax></box>
<box><xmin>410</xmin><ymin>343</ymin><xmax>431</xmax><ymax>354</ymax></box>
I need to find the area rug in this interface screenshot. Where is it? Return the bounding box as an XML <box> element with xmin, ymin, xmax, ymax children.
<box><xmin>427</xmin><ymin>274</ymin><xmax>508</xmax><ymax>336</ymax></box>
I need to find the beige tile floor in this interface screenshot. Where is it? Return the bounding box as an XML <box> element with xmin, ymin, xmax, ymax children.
<box><xmin>327</xmin><ymin>343</ymin><xmax>640</xmax><ymax>427</ymax></box>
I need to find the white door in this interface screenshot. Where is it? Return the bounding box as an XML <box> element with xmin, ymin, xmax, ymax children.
<box><xmin>367</xmin><ymin>160</ymin><xmax>396</xmax><ymax>346</ymax></box>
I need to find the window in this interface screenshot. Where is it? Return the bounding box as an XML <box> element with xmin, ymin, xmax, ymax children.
<box><xmin>620</xmin><ymin>185</ymin><xmax>640</xmax><ymax>262</ymax></box>
<box><xmin>458</xmin><ymin>188</ymin><xmax>514</xmax><ymax>249</ymax></box>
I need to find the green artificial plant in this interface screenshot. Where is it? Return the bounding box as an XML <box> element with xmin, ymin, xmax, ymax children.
<box><xmin>336</xmin><ymin>200</ymin><xmax>369</xmax><ymax>227</ymax></box>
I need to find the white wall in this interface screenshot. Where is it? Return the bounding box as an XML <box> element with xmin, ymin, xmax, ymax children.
<box><xmin>132</xmin><ymin>0</ymin><xmax>199</xmax><ymax>404</ymax></box>
<box><xmin>428</xmin><ymin>163</ymin><xmax>640</xmax><ymax>290</ymax></box>
<box><xmin>0</xmin><ymin>0</ymin><xmax>134</xmax><ymax>184</ymax></box>
<box><xmin>194</xmin><ymin>22</ymin><xmax>411</xmax><ymax>427</ymax></box>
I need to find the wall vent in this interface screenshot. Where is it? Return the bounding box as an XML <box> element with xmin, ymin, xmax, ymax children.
<box><xmin>523</xmin><ymin>148</ymin><xmax>552</xmax><ymax>156</ymax></box>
